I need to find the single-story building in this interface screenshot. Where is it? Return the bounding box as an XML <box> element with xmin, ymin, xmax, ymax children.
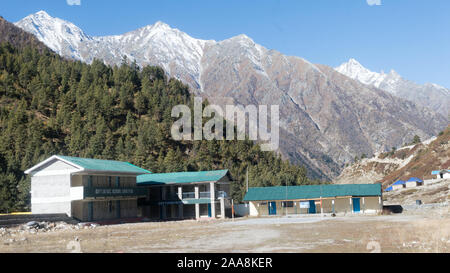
<box><xmin>24</xmin><ymin>155</ymin><xmax>151</xmax><ymax>222</ymax></box>
<box><xmin>392</xmin><ymin>180</ymin><xmax>406</xmax><ymax>190</ymax></box>
<box><xmin>431</xmin><ymin>170</ymin><xmax>450</xmax><ymax>180</ymax></box>
<box><xmin>136</xmin><ymin>170</ymin><xmax>233</xmax><ymax>220</ymax></box>
<box><xmin>384</xmin><ymin>186</ymin><xmax>393</xmax><ymax>192</ymax></box>
<box><xmin>405</xmin><ymin>177</ymin><xmax>424</xmax><ymax>188</ymax></box>
<box><xmin>243</xmin><ymin>184</ymin><xmax>382</xmax><ymax>216</ymax></box>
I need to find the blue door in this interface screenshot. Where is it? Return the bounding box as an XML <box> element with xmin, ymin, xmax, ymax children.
<box><xmin>352</xmin><ymin>198</ymin><xmax>360</xmax><ymax>212</ymax></box>
<box><xmin>268</xmin><ymin>202</ymin><xmax>277</xmax><ymax>215</ymax></box>
<box><xmin>207</xmin><ymin>203</ymin><xmax>212</xmax><ymax>217</ymax></box>
<box><xmin>308</xmin><ymin>200</ymin><xmax>316</xmax><ymax>214</ymax></box>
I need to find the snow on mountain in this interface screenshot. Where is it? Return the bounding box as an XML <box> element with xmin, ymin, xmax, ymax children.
<box><xmin>15</xmin><ymin>11</ymin><xmax>215</xmax><ymax>89</ymax></box>
<box><xmin>15</xmin><ymin>10</ymin><xmax>92</xmax><ymax>60</ymax></box>
<box><xmin>335</xmin><ymin>59</ymin><xmax>450</xmax><ymax>117</ymax></box>
<box><xmin>13</xmin><ymin>11</ymin><xmax>448</xmax><ymax>180</ymax></box>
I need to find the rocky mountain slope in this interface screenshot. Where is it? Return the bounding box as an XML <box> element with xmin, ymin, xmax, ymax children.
<box><xmin>334</xmin><ymin>125</ymin><xmax>450</xmax><ymax>187</ymax></box>
<box><xmin>0</xmin><ymin>15</ymin><xmax>49</xmax><ymax>53</ymax></box>
<box><xmin>336</xmin><ymin>59</ymin><xmax>450</xmax><ymax>117</ymax></box>
<box><xmin>14</xmin><ymin>11</ymin><xmax>449</xmax><ymax>180</ymax></box>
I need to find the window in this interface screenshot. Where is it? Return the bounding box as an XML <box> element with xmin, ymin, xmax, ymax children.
<box><xmin>282</xmin><ymin>201</ymin><xmax>294</xmax><ymax>208</ymax></box>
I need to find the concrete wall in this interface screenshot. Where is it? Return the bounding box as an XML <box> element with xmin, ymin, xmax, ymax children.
<box><xmin>31</xmin><ymin>174</ymin><xmax>71</xmax><ymax>216</ymax></box>
<box><xmin>362</xmin><ymin>196</ymin><xmax>381</xmax><ymax>213</ymax></box>
<box><xmin>333</xmin><ymin>198</ymin><xmax>351</xmax><ymax>213</ymax></box>
<box><xmin>405</xmin><ymin>182</ymin><xmax>419</xmax><ymax>188</ymax></box>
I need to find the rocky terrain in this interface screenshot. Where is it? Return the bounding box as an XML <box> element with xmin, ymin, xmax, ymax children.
<box><xmin>383</xmin><ymin>179</ymin><xmax>449</xmax><ymax>206</ymax></box>
<box><xmin>334</xmin><ymin>125</ymin><xmax>450</xmax><ymax>187</ymax></box>
<box><xmin>0</xmin><ymin>16</ymin><xmax>49</xmax><ymax>53</ymax></box>
<box><xmin>13</xmin><ymin>11</ymin><xmax>449</xmax><ymax>180</ymax></box>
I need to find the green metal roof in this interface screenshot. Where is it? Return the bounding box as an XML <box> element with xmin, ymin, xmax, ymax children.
<box><xmin>137</xmin><ymin>170</ymin><xmax>230</xmax><ymax>185</ymax></box>
<box><xmin>58</xmin><ymin>155</ymin><xmax>152</xmax><ymax>174</ymax></box>
<box><xmin>243</xmin><ymin>184</ymin><xmax>382</xmax><ymax>201</ymax></box>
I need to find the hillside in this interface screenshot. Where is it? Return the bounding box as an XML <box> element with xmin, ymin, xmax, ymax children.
<box><xmin>0</xmin><ymin>22</ymin><xmax>316</xmax><ymax>213</ymax></box>
<box><xmin>334</xmin><ymin>126</ymin><xmax>450</xmax><ymax>188</ymax></box>
<box><xmin>13</xmin><ymin>11</ymin><xmax>449</xmax><ymax>180</ymax></box>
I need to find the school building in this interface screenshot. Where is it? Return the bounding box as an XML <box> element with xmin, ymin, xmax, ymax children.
<box><xmin>243</xmin><ymin>184</ymin><xmax>383</xmax><ymax>216</ymax></box>
<box><xmin>136</xmin><ymin>170</ymin><xmax>233</xmax><ymax>220</ymax></box>
<box><xmin>24</xmin><ymin>155</ymin><xmax>233</xmax><ymax>222</ymax></box>
<box><xmin>24</xmin><ymin>155</ymin><xmax>151</xmax><ymax>222</ymax></box>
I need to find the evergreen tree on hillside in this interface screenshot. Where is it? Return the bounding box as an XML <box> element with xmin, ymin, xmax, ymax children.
<box><xmin>0</xmin><ymin>42</ymin><xmax>316</xmax><ymax>212</ymax></box>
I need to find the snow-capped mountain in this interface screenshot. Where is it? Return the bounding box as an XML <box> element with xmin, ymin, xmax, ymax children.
<box><xmin>13</xmin><ymin>11</ymin><xmax>448</xmax><ymax>179</ymax></box>
<box><xmin>15</xmin><ymin>10</ymin><xmax>92</xmax><ymax>60</ymax></box>
<box><xmin>335</xmin><ymin>59</ymin><xmax>450</xmax><ymax>117</ymax></box>
<box><xmin>15</xmin><ymin>11</ymin><xmax>215</xmax><ymax>90</ymax></box>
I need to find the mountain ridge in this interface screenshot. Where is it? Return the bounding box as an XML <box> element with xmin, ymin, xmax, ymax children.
<box><xmin>335</xmin><ymin>58</ymin><xmax>450</xmax><ymax>117</ymax></box>
<box><xmin>13</xmin><ymin>11</ymin><xmax>449</xmax><ymax>180</ymax></box>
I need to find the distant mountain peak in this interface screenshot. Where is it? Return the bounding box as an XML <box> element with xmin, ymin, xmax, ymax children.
<box><xmin>34</xmin><ymin>10</ymin><xmax>51</xmax><ymax>17</ymax></box>
<box><xmin>335</xmin><ymin>58</ymin><xmax>449</xmax><ymax>116</ymax></box>
<box><xmin>152</xmin><ymin>20</ymin><xmax>170</xmax><ymax>28</ymax></box>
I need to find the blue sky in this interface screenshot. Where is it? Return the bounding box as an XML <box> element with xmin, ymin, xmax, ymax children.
<box><xmin>2</xmin><ymin>0</ymin><xmax>450</xmax><ymax>87</ymax></box>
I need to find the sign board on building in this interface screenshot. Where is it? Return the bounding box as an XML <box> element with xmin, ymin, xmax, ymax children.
<box><xmin>299</xmin><ymin>201</ymin><xmax>310</xmax><ymax>208</ymax></box>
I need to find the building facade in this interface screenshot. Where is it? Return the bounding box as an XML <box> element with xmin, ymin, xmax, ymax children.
<box><xmin>243</xmin><ymin>184</ymin><xmax>383</xmax><ymax>216</ymax></box>
<box><xmin>137</xmin><ymin>170</ymin><xmax>233</xmax><ymax>220</ymax></box>
<box><xmin>405</xmin><ymin>177</ymin><xmax>424</xmax><ymax>188</ymax></box>
<box><xmin>24</xmin><ymin>155</ymin><xmax>151</xmax><ymax>221</ymax></box>
<box><xmin>431</xmin><ymin>170</ymin><xmax>450</xmax><ymax>180</ymax></box>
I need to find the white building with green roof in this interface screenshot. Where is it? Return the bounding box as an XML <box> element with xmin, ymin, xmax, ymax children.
<box><xmin>25</xmin><ymin>155</ymin><xmax>151</xmax><ymax>222</ymax></box>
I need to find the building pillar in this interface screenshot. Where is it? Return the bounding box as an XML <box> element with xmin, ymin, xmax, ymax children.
<box><xmin>210</xmin><ymin>182</ymin><xmax>216</xmax><ymax>218</ymax></box>
<box><xmin>362</xmin><ymin>197</ymin><xmax>365</xmax><ymax>214</ymax></box>
<box><xmin>320</xmin><ymin>198</ymin><xmax>323</xmax><ymax>216</ymax></box>
<box><xmin>195</xmin><ymin>185</ymin><xmax>200</xmax><ymax>219</ymax></box>
<box><xmin>220</xmin><ymin>197</ymin><xmax>225</xmax><ymax>219</ymax></box>
<box><xmin>349</xmin><ymin>197</ymin><xmax>353</xmax><ymax>213</ymax></box>
<box><xmin>178</xmin><ymin>186</ymin><xmax>183</xmax><ymax>219</ymax></box>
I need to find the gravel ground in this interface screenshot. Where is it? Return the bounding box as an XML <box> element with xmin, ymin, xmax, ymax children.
<box><xmin>1</xmin><ymin>208</ymin><xmax>449</xmax><ymax>253</ymax></box>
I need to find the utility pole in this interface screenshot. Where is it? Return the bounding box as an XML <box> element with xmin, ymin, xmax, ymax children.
<box><xmin>231</xmin><ymin>199</ymin><xmax>234</xmax><ymax>221</ymax></box>
<box><xmin>246</xmin><ymin>166</ymin><xmax>249</xmax><ymax>193</ymax></box>
<box><xmin>285</xmin><ymin>180</ymin><xmax>288</xmax><ymax>216</ymax></box>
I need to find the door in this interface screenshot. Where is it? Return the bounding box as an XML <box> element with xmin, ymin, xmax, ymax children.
<box><xmin>308</xmin><ymin>200</ymin><xmax>316</xmax><ymax>214</ymax></box>
<box><xmin>207</xmin><ymin>203</ymin><xmax>212</xmax><ymax>217</ymax></box>
<box><xmin>268</xmin><ymin>202</ymin><xmax>277</xmax><ymax>215</ymax></box>
<box><xmin>352</xmin><ymin>198</ymin><xmax>360</xmax><ymax>213</ymax></box>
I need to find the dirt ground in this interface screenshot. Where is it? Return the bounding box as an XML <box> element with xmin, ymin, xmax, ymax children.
<box><xmin>1</xmin><ymin>206</ymin><xmax>449</xmax><ymax>253</ymax></box>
